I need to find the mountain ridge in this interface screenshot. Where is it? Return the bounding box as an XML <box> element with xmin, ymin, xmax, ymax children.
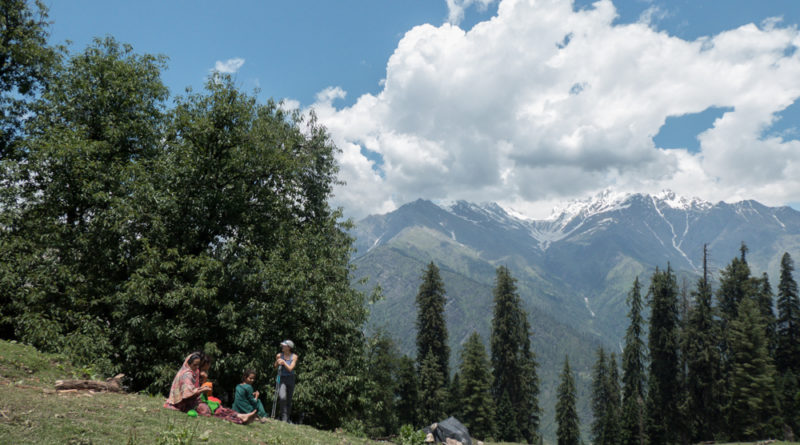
<box><xmin>349</xmin><ymin>191</ymin><xmax>800</xmax><ymax>441</ymax></box>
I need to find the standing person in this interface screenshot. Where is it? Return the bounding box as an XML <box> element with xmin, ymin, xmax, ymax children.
<box><xmin>274</xmin><ymin>340</ymin><xmax>298</xmax><ymax>422</ymax></box>
<box><xmin>234</xmin><ymin>369</ymin><xmax>268</xmax><ymax>419</ymax></box>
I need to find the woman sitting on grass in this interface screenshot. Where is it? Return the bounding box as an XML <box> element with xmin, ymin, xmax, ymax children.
<box><xmin>164</xmin><ymin>352</ymin><xmax>256</xmax><ymax>424</ymax></box>
<box><xmin>233</xmin><ymin>369</ymin><xmax>267</xmax><ymax>419</ymax></box>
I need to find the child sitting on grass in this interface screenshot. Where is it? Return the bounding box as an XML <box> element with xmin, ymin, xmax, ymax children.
<box><xmin>233</xmin><ymin>369</ymin><xmax>268</xmax><ymax>419</ymax></box>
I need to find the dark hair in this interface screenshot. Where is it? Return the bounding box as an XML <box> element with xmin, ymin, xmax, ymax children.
<box><xmin>242</xmin><ymin>369</ymin><xmax>256</xmax><ymax>382</ymax></box>
<box><xmin>187</xmin><ymin>351</ymin><xmax>204</xmax><ymax>365</ymax></box>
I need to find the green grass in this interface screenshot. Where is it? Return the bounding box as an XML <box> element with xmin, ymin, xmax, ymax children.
<box><xmin>2</xmin><ymin>339</ymin><xmax>798</xmax><ymax>445</ymax></box>
<box><xmin>0</xmin><ymin>340</ymin><xmax>385</xmax><ymax>445</ymax></box>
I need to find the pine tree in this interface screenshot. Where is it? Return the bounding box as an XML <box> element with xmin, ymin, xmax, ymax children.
<box><xmin>717</xmin><ymin>243</ymin><xmax>755</xmax><ymax>326</ymax></box>
<box><xmin>684</xmin><ymin>247</ymin><xmax>723</xmax><ymax>442</ymax></box>
<box><xmin>777</xmin><ymin>252</ymin><xmax>800</xmax><ymax>435</ymax></box>
<box><xmin>607</xmin><ymin>352</ymin><xmax>622</xmax><ymax>443</ymax></box>
<box><xmin>715</xmin><ymin>244</ymin><xmax>756</xmax><ymax>435</ymax></box>
<box><xmin>778</xmin><ymin>370</ymin><xmax>799</xmax><ymax>438</ymax></box>
<box><xmin>591</xmin><ymin>348</ymin><xmax>620</xmax><ymax>445</ymax></box>
<box><xmin>415</xmin><ymin>262</ymin><xmax>450</xmax><ymax>383</ymax></box>
<box><xmin>645</xmin><ymin>266</ymin><xmax>681</xmax><ymax>445</ymax></box>
<box><xmin>491</xmin><ymin>266</ymin><xmax>540</xmax><ymax>443</ymax></box>
<box><xmin>556</xmin><ymin>356</ymin><xmax>580</xmax><ymax>445</ymax></box>
<box><xmin>727</xmin><ymin>298</ymin><xmax>780</xmax><ymax>440</ymax></box>
<box><xmin>418</xmin><ymin>350</ymin><xmax>448</xmax><ymax>425</ymax></box>
<box><xmin>620</xmin><ymin>278</ymin><xmax>646</xmax><ymax>445</ymax></box>
<box><xmin>447</xmin><ymin>372</ymin><xmax>462</xmax><ymax>419</ymax></box>
<box><xmin>459</xmin><ymin>332</ymin><xmax>496</xmax><ymax>440</ymax></box>
<box><xmin>777</xmin><ymin>252</ymin><xmax>800</xmax><ymax>374</ymax></box>
<box><xmin>756</xmin><ymin>273</ymin><xmax>777</xmax><ymax>357</ymax></box>
<box><xmin>495</xmin><ymin>390</ymin><xmax>521</xmax><ymax>442</ymax></box>
<box><xmin>395</xmin><ymin>355</ymin><xmax>420</xmax><ymax>428</ymax></box>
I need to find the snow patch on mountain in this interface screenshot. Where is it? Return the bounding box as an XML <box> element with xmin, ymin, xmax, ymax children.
<box><xmin>430</xmin><ymin>190</ymin><xmax>718</xmax><ymax>252</ymax></box>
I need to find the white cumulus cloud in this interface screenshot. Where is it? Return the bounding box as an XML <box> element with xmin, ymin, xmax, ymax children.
<box><xmin>445</xmin><ymin>0</ymin><xmax>499</xmax><ymax>25</ymax></box>
<box><xmin>310</xmin><ymin>0</ymin><xmax>800</xmax><ymax>219</ymax></box>
<box><xmin>213</xmin><ymin>57</ymin><xmax>245</xmax><ymax>74</ymax></box>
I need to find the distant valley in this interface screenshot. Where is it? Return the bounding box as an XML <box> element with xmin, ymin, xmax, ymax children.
<box><xmin>348</xmin><ymin>190</ymin><xmax>800</xmax><ymax>437</ymax></box>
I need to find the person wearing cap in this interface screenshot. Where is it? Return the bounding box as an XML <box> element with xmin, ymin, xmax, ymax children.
<box><xmin>274</xmin><ymin>339</ymin><xmax>298</xmax><ymax>422</ymax></box>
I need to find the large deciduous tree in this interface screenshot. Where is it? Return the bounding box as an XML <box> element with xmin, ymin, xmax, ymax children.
<box><xmin>118</xmin><ymin>74</ymin><xmax>368</xmax><ymax>428</ymax></box>
<box><xmin>1</xmin><ymin>35</ymin><xmax>369</xmax><ymax>429</ymax></box>
<box><xmin>0</xmin><ymin>0</ymin><xmax>58</xmax><ymax>157</ymax></box>
<box><xmin>1</xmin><ymin>37</ymin><xmax>168</xmax><ymax>373</ymax></box>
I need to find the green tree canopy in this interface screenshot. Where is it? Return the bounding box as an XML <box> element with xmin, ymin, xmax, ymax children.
<box><xmin>0</xmin><ymin>0</ymin><xmax>59</xmax><ymax>157</ymax></box>
<box><xmin>1</xmin><ymin>37</ymin><xmax>368</xmax><ymax>430</ymax></box>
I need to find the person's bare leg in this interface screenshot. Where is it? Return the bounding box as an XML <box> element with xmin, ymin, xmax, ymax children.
<box><xmin>239</xmin><ymin>410</ymin><xmax>257</xmax><ymax>424</ymax></box>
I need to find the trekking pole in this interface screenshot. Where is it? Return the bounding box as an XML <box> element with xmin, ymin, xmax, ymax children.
<box><xmin>271</xmin><ymin>365</ymin><xmax>282</xmax><ymax>418</ymax></box>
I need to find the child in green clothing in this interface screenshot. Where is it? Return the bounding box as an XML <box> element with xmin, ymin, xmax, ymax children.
<box><xmin>233</xmin><ymin>369</ymin><xmax>267</xmax><ymax>418</ymax></box>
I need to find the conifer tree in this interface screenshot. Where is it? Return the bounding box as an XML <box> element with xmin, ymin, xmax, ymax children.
<box><xmin>418</xmin><ymin>350</ymin><xmax>447</xmax><ymax>425</ymax></box>
<box><xmin>777</xmin><ymin>252</ymin><xmax>800</xmax><ymax>435</ymax></box>
<box><xmin>777</xmin><ymin>252</ymin><xmax>800</xmax><ymax>374</ymax></box>
<box><xmin>415</xmin><ymin>262</ymin><xmax>450</xmax><ymax>383</ymax></box>
<box><xmin>727</xmin><ymin>297</ymin><xmax>780</xmax><ymax>440</ymax></box>
<box><xmin>447</xmin><ymin>372</ymin><xmax>462</xmax><ymax>419</ymax></box>
<box><xmin>395</xmin><ymin>355</ymin><xmax>420</xmax><ymax>428</ymax></box>
<box><xmin>717</xmin><ymin>243</ymin><xmax>755</xmax><ymax>325</ymax></box>
<box><xmin>607</xmin><ymin>352</ymin><xmax>622</xmax><ymax>443</ymax></box>
<box><xmin>495</xmin><ymin>390</ymin><xmax>521</xmax><ymax>442</ymax></box>
<box><xmin>459</xmin><ymin>332</ymin><xmax>496</xmax><ymax>440</ymax></box>
<box><xmin>556</xmin><ymin>356</ymin><xmax>580</xmax><ymax>445</ymax></box>
<box><xmin>363</xmin><ymin>331</ymin><xmax>400</xmax><ymax>438</ymax></box>
<box><xmin>684</xmin><ymin>247</ymin><xmax>723</xmax><ymax>442</ymax></box>
<box><xmin>645</xmin><ymin>266</ymin><xmax>681</xmax><ymax>445</ymax></box>
<box><xmin>778</xmin><ymin>370</ymin><xmax>799</xmax><ymax>437</ymax></box>
<box><xmin>591</xmin><ymin>348</ymin><xmax>620</xmax><ymax>445</ymax></box>
<box><xmin>620</xmin><ymin>277</ymin><xmax>646</xmax><ymax>445</ymax></box>
<box><xmin>756</xmin><ymin>273</ymin><xmax>777</xmax><ymax>357</ymax></box>
<box><xmin>491</xmin><ymin>266</ymin><xmax>540</xmax><ymax>443</ymax></box>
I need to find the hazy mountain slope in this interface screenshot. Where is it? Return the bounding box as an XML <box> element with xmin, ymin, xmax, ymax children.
<box><xmin>349</xmin><ymin>190</ymin><xmax>800</xmax><ymax>441</ymax></box>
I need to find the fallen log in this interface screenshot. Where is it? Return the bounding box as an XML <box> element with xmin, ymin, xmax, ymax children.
<box><xmin>54</xmin><ymin>374</ymin><xmax>125</xmax><ymax>393</ymax></box>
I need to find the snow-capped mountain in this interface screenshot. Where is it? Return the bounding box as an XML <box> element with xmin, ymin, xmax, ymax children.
<box><xmin>352</xmin><ymin>190</ymin><xmax>800</xmax><ymax>346</ymax></box>
<box><xmin>355</xmin><ymin>190</ymin><xmax>799</xmax><ymax>271</ymax></box>
<box><xmin>350</xmin><ymin>191</ymin><xmax>800</xmax><ymax>441</ymax></box>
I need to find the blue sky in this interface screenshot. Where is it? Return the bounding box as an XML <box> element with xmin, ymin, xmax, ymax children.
<box><xmin>47</xmin><ymin>0</ymin><xmax>800</xmax><ymax>218</ymax></box>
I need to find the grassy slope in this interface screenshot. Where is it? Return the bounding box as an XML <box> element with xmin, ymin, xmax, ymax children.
<box><xmin>2</xmin><ymin>340</ymin><xmax>797</xmax><ymax>445</ymax></box>
<box><xmin>0</xmin><ymin>340</ymin><xmax>383</xmax><ymax>445</ymax></box>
